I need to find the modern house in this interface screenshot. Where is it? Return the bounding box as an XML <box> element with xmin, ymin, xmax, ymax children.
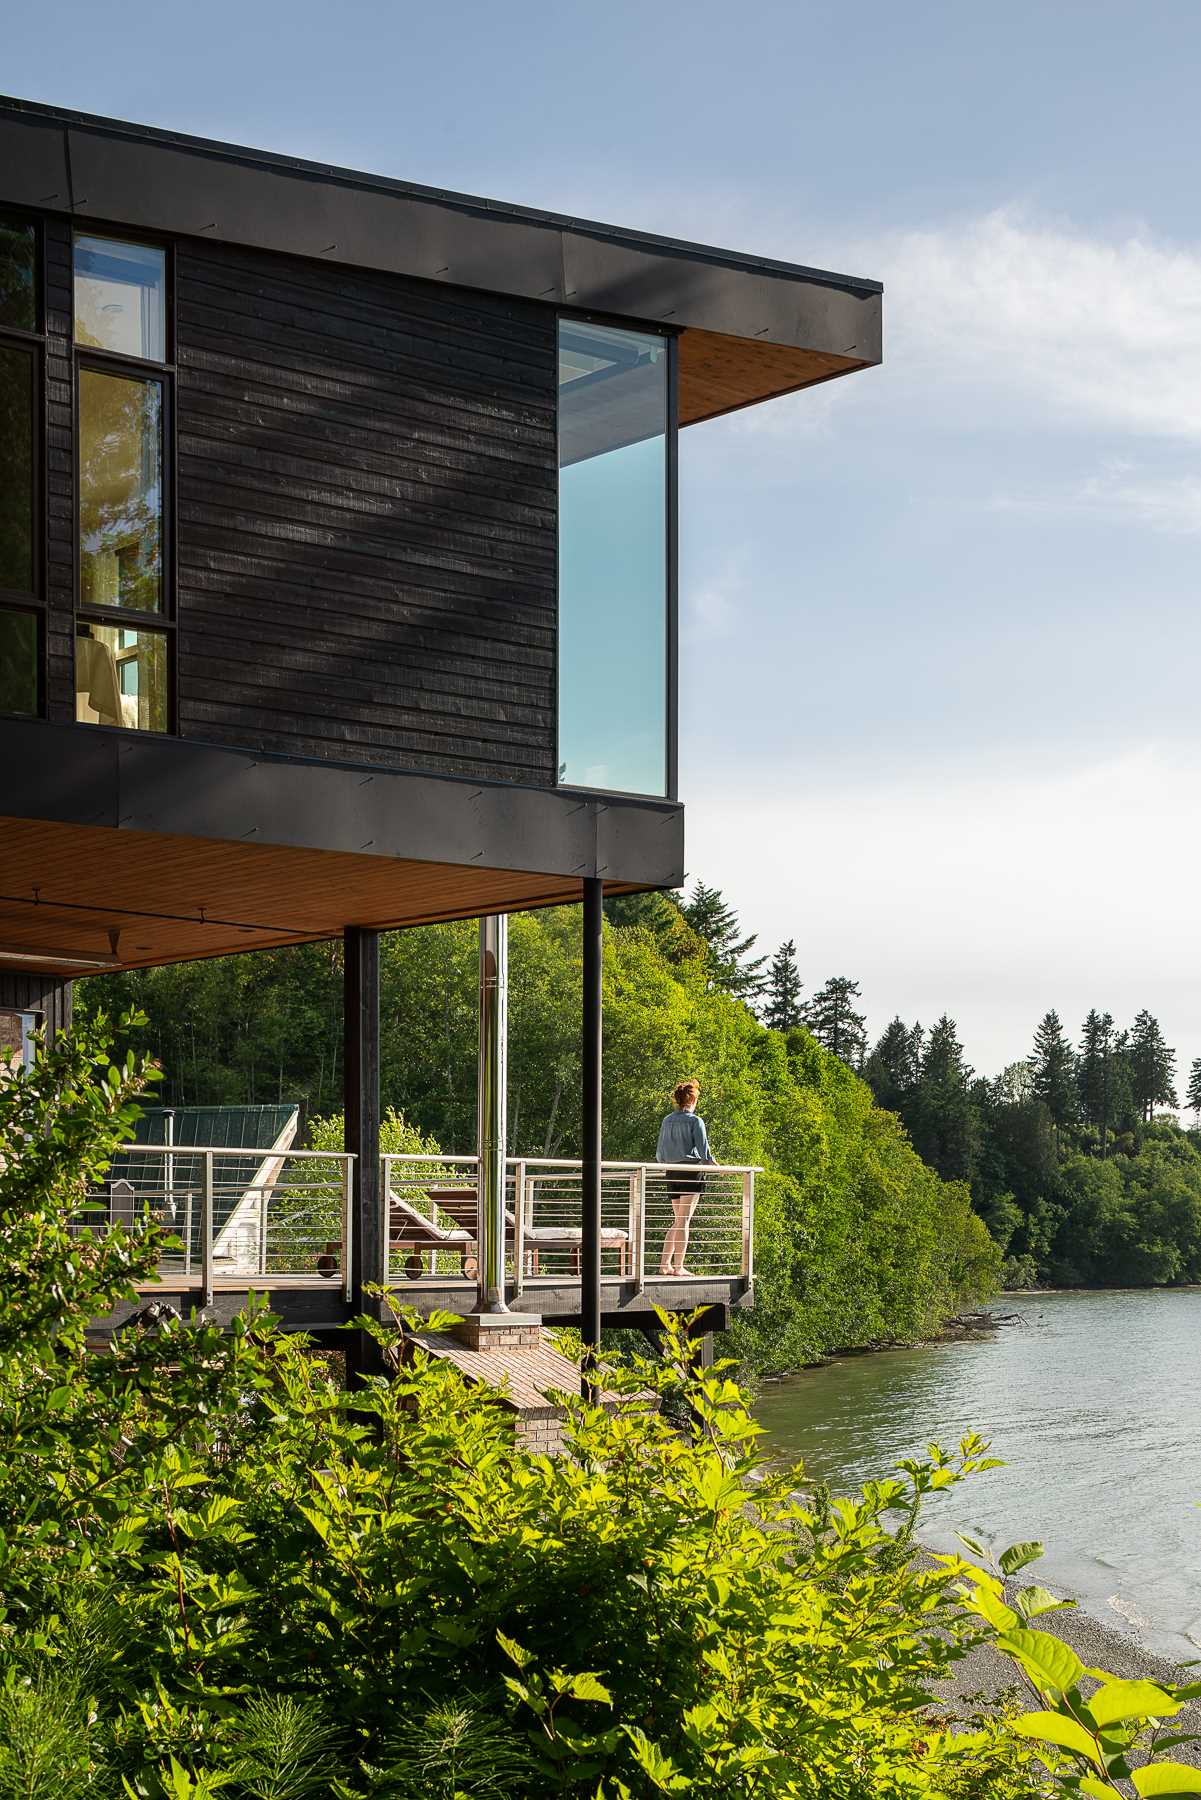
<box><xmin>0</xmin><ymin>97</ymin><xmax>882</xmax><ymax>1366</ymax></box>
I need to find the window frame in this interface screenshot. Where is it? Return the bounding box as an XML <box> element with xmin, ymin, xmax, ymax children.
<box><xmin>71</xmin><ymin>226</ymin><xmax>176</xmax><ymax>736</ymax></box>
<box><xmin>0</xmin><ymin>205</ymin><xmax>45</xmax><ymax>720</ymax></box>
<box><xmin>553</xmin><ymin>309</ymin><xmax>679</xmax><ymax>803</ymax></box>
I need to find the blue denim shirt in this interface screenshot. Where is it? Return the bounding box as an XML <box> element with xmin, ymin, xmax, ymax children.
<box><xmin>656</xmin><ymin>1110</ymin><xmax>715</xmax><ymax>1165</ymax></box>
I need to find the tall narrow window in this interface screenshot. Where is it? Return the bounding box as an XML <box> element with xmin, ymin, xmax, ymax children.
<box><xmin>74</xmin><ymin>236</ymin><xmax>166</xmax><ymax>361</ymax></box>
<box><xmin>74</xmin><ymin>233</ymin><xmax>171</xmax><ymax>733</ymax></box>
<box><xmin>78</xmin><ymin>368</ymin><xmax>163</xmax><ymax>613</ymax></box>
<box><xmin>558</xmin><ymin>320</ymin><xmax>668</xmax><ymax>796</ymax></box>
<box><xmin>0</xmin><ymin>344</ymin><xmax>34</xmax><ymax>596</ymax></box>
<box><xmin>0</xmin><ymin>214</ymin><xmax>37</xmax><ymax>333</ymax></box>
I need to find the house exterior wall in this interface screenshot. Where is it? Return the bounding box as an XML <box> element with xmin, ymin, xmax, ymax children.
<box><xmin>172</xmin><ymin>240</ymin><xmax>558</xmax><ymax>784</ymax></box>
<box><xmin>0</xmin><ymin>970</ymin><xmax>73</xmax><ymax>1040</ymax></box>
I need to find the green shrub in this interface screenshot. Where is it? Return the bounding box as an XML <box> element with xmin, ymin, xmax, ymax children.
<box><xmin>0</xmin><ymin>1019</ymin><xmax>1192</xmax><ymax>1797</ymax></box>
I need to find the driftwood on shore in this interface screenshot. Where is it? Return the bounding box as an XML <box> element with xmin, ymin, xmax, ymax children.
<box><xmin>941</xmin><ymin>1308</ymin><xmax>1025</xmax><ymax>1335</ymax></box>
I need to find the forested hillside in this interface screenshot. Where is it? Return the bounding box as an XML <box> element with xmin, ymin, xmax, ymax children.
<box><xmin>756</xmin><ymin>934</ymin><xmax>1201</xmax><ymax>1289</ymax></box>
<box><xmin>80</xmin><ymin>897</ymin><xmax>998</xmax><ymax>1373</ymax></box>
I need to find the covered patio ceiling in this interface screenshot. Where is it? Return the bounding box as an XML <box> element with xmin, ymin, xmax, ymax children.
<box><xmin>0</xmin><ymin>816</ymin><xmax>643</xmax><ymax>976</ymax></box>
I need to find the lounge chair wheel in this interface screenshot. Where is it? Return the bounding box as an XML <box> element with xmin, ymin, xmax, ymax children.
<box><xmin>316</xmin><ymin>1241</ymin><xmax>339</xmax><ymax>1279</ymax></box>
<box><xmin>403</xmin><ymin>1252</ymin><xmax>424</xmax><ymax>1280</ymax></box>
<box><xmin>460</xmin><ymin>1251</ymin><xmax>478</xmax><ymax>1280</ymax></box>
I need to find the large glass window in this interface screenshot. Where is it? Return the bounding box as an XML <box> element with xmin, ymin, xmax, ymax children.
<box><xmin>75</xmin><ymin>620</ymin><xmax>167</xmax><ymax>732</ymax></box>
<box><xmin>0</xmin><ymin>213</ymin><xmax>37</xmax><ymax>332</ymax></box>
<box><xmin>79</xmin><ymin>367</ymin><xmax>163</xmax><ymax>613</ymax></box>
<box><xmin>0</xmin><ymin>344</ymin><xmax>34</xmax><ymax>594</ymax></box>
<box><xmin>74</xmin><ymin>235</ymin><xmax>166</xmax><ymax>361</ymax></box>
<box><xmin>0</xmin><ymin>609</ymin><xmax>38</xmax><ymax>717</ymax></box>
<box><xmin>557</xmin><ymin>320</ymin><xmax>668</xmax><ymax>795</ymax></box>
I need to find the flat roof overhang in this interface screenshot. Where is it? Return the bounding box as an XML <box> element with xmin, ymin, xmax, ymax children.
<box><xmin>0</xmin><ymin>96</ymin><xmax>882</xmax><ymax>424</ymax></box>
<box><xmin>0</xmin><ymin>720</ymin><xmax>682</xmax><ymax>975</ymax></box>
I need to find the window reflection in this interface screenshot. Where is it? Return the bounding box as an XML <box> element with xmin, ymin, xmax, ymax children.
<box><xmin>74</xmin><ymin>235</ymin><xmax>166</xmax><ymax>362</ymax></box>
<box><xmin>0</xmin><ymin>608</ymin><xmax>38</xmax><ymax>717</ymax></box>
<box><xmin>0</xmin><ymin>213</ymin><xmax>37</xmax><ymax>332</ymax></box>
<box><xmin>0</xmin><ymin>345</ymin><xmax>33</xmax><ymax>594</ymax></box>
<box><xmin>558</xmin><ymin>320</ymin><xmax>668</xmax><ymax>796</ymax></box>
<box><xmin>79</xmin><ymin>368</ymin><xmax>163</xmax><ymax>613</ymax></box>
<box><xmin>75</xmin><ymin>620</ymin><xmax>167</xmax><ymax>731</ymax></box>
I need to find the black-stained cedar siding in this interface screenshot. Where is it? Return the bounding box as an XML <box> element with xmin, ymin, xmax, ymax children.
<box><xmin>43</xmin><ymin>218</ymin><xmax>75</xmax><ymax>723</ymax></box>
<box><xmin>0</xmin><ymin>970</ymin><xmax>73</xmax><ymax>1039</ymax></box>
<box><xmin>174</xmin><ymin>241</ymin><xmax>558</xmax><ymax>784</ymax></box>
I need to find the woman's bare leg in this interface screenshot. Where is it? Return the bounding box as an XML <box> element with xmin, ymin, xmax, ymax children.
<box><xmin>660</xmin><ymin>1192</ymin><xmax>700</xmax><ymax>1275</ymax></box>
<box><xmin>675</xmin><ymin>1193</ymin><xmax>701</xmax><ymax>1275</ymax></box>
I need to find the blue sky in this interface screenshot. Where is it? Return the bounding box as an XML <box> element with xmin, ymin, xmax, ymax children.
<box><xmin>9</xmin><ymin>1</ymin><xmax>1201</xmax><ymax>1082</ymax></box>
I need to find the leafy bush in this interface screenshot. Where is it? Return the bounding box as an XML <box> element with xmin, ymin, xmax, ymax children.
<box><xmin>1</xmin><ymin>1018</ymin><xmax>1195</xmax><ymax>1797</ymax></box>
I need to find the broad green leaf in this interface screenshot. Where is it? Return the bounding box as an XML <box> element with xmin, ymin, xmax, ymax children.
<box><xmin>1014</xmin><ymin>1585</ymin><xmax>1074</xmax><ymax>1620</ymax></box>
<box><xmin>1009</xmin><ymin>1708</ymin><xmax>1101</xmax><ymax>1765</ymax></box>
<box><xmin>998</xmin><ymin>1627</ymin><xmax>1086</xmax><ymax>1695</ymax></box>
<box><xmin>1000</xmin><ymin>1540</ymin><xmax>1045</xmax><ymax>1576</ymax></box>
<box><xmin>966</xmin><ymin>1583</ymin><xmax>1019</xmax><ymax>1632</ymax></box>
<box><xmin>1088</xmin><ymin>1679</ymin><xmax>1180</xmax><ymax>1727</ymax></box>
<box><xmin>1078</xmin><ymin>1780</ymin><xmax>1116</xmax><ymax>1799</ymax></box>
<box><xmin>568</xmin><ymin>1673</ymin><xmax>613</xmax><ymax>1705</ymax></box>
<box><xmin>1133</xmin><ymin>1763</ymin><xmax>1201</xmax><ymax>1795</ymax></box>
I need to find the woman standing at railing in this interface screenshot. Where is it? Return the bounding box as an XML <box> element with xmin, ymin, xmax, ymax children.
<box><xmin>656</xmin><ymin>1079</ymin><xmax>715</xmax><ymax>1277</ymax></box>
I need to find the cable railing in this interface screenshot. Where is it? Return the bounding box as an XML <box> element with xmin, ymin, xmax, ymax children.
<box><xmin>383</xmin><ymin>1152</ymin><xmax>757</xmax><ymax>1291</ymax></box>
<box><xmin>74</xmin><ymin>1145</ymin><xmax>755</xmax><ymax>1305</ymax></box>
<box><xmin>75</xmin><ymin>1143</ymin><xmax>355</xmax><ymax>1299</ymax></box>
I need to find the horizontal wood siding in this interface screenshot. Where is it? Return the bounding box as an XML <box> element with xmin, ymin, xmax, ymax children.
<box><xmin>0</xmin><ymin>970</ymin><xmax>73</xmax><ymax>1038</ymax></box>
<box><xmin>174</xmin><ymin>243</ymin><xmax>558</xmax><ymax>783</ymax></box>
<box><xmin>43</xmin><ymin>219</ymin><xmax>75</xmax><ymax>724</ymax></box>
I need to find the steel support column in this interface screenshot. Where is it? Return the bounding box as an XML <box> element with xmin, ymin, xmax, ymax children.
<box><xmin>581</xmin><ymin>878</ymin><xmax>603</xmax><ymax>1399</ymax></box>
<box><xmin>476</xmin><ymin>914</ymin><xmax>509</xmax><ymax>1314</ymax></box>
<box><xmin>344</xmin><ymin>926</ymin><xmax>383</xmax><ymax>1383</ymax></box>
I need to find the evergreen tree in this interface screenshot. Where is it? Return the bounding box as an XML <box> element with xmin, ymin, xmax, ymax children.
<box><xmin>680</xmin><ymin>880</ymin><xmax>768</xmax><ymax>1001</ymax></box>
<box><xmin>761</xmin><ymin>940</ymin><xmax>804</xmax><ymax>1032</ymax></box>
<box><xmin>1188</xmin><ymin>1057</ymin><xmax>1201</xmax><ymax>1121</ymax></box>
<box><xmin>862</xmin><ymin>1016</ymin><xmax>920</xmax><ymax>1113</ymax></box>
<box><xmin>1077</xmin><ymin>1010</ymin><xmax>1116</xmax><ymax>1157</ymax></box>
<box><xmin>805</xmin><ymin>977</ymin><xmax>868</xmax><ymax>1067</ymax></box>
<box><xmin>907</xmin><ymin>1014</ymin><xmax>977</xmax><ymax>1185</ymax></box>
<box><xmin>1129</xmin><ymin>1009</ymin><xmax>1179</xmax><ymax>1123</ymax></box>
<box><xmin>1030</xmin><ymin>1010</ymin><xmax>1077</xmax><ymax>1138</ymax></box>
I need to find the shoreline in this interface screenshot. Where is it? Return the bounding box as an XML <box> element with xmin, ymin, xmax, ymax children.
<box><xmin>922</xmin><ymin>1547</ymin><xmax>1201</xmax><ymax>1761</ymax></box>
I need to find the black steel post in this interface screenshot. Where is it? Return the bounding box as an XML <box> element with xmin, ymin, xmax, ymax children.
<box><xmin>581</xmin><ymin>877</ymin><xmax>603</xmax><ymax>1399</ymax></box>
<box><xmin>344</xmin><ymin>926</ymin><xmax>382</xmax><ymax>1384</ymax></box>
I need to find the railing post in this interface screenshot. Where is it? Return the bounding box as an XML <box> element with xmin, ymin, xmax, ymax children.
<box><xmin>634</xmin><ymin>1165</ymin><xmax>647</xmax><ymax>1292</ymax></box>
<box><xmin>476</xmin><ymin>915</ymin><xmax>509</xmax><ymax>1314</ymax></box>
<box><xmin>184</xmin><ymin>1189</ymin><xmax>193</xmax><ymax>1279</ymax></box>
<box><xmin>345</xmin><ymin>926</ymin><xmax>383</xmax><ymax>1382</ymax></box>
<box><xmin>200</xmin><ymin>1151</ymin><xmax>214</xmax><ymax>1307</ymax></box>
<box><xmin>512</xmin><ymin>1159</ymin><xmax>526</xmax><ymax>1300</ymax></box>
<box><xmin>581</xmin><ymin>877</ymin><xmax>603</xmax><ymax>1399</ymax></box>
<box><xmin>742</xmin><ymin>1170</ymin><xmax>755</xmax><ymax>1283</ymax></box>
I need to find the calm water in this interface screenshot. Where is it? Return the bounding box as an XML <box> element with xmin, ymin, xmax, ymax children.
<box><xmin>754</xmin><ymin>1290</ymin><xmax>1201</xmax><ymax>1661</ymax></box>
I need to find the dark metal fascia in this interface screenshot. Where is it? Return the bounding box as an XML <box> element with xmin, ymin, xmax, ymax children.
<box><xmin>0</xmin><ymin>93</ymin><xmax>882</xmax><ymax>302</ymax></box>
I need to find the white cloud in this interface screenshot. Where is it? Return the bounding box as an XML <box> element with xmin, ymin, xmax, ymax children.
<box><xmin>873</xmin><ymin>210</ymin><xmax>1201</xmax><ymax>441</ymax></box>
<box><xmin>682</xmin><ymin>559</ymin><xmax>746</xmax><ymax>640</ymax></box>
<box><xmin>991</xmin><ymin>458</ymin><xmax>1201</xmax><ymax>534</ymax></box>
<box><xmin>686</xmin><ymin>744</ymin><xmax>1201</xmax><ymax>1078</ymax></box>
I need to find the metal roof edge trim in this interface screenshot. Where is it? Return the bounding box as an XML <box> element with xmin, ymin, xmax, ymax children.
<box><xmin>0</xmin><ymin>93</ymin><xmax>883</xmax><ymax>299</ymax></box>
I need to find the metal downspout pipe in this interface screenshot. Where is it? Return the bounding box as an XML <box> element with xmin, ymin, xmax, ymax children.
<box><xmin>476</xmin><ymin>914</ymin><xmax>509</xmax><ymax>1314</ymax></box>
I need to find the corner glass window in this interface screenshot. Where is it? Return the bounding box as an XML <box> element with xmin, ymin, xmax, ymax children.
<box><xmin>75</xmin><ymin>620</ymin><xmax>167</xmax><ymax>732</ymax></box>
<box><xmin>79</xmin><ymin>368</ymin><xmax>163</xmax><ymax>613</ymax></box>
<box><xmin>558</xmin><ymin>320</ymin><xmax>668</xmax><ymax>795</ymax></box>
<box><xmin>0</xmin><ymin>344</ymin><xmax>34</xmax><ymax>594</ymax></box>
<box><xmin>0</xmin><ymin>608</ymin><xmax>38</xmax><ymax>717</ymax></box>
<box><xmin>74</xmin><ymin>235</ymin><xmax>166</xmax><ymax>362</ymax></box>
<box><xmin>0</xmin><ymin>213</ymin><xmax>37</xmax><ymax>332</ymax></box>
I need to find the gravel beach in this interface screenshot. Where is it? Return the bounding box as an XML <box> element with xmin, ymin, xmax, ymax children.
<box><xmin>923</xmin><ymin>1551</ymin><xmax>1201</xmax><ymax>1766</ymax></box>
